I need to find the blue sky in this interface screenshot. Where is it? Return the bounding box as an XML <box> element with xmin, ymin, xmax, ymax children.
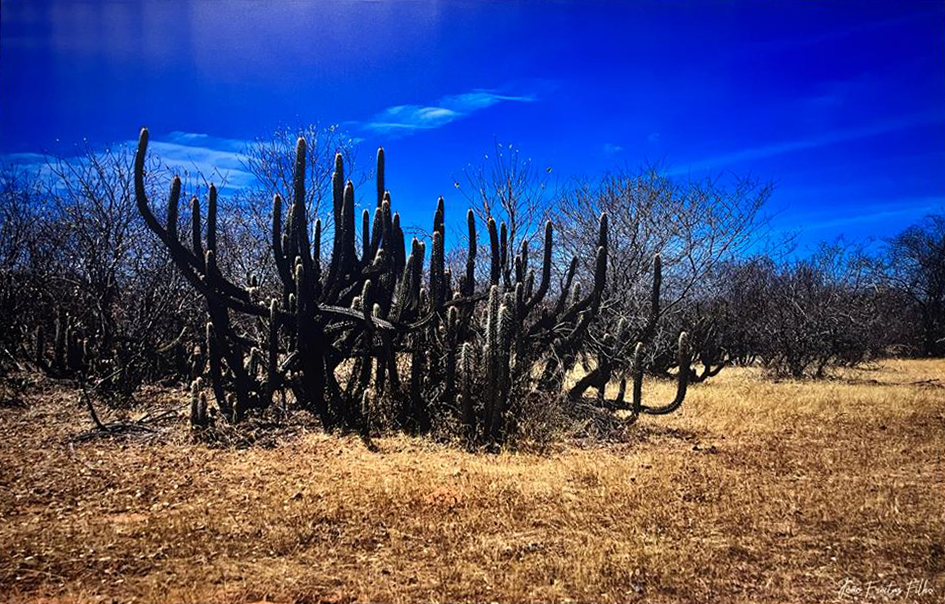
<box><xmin>1</xmin><ymin>0</ymin><xmax>943</xmax><ymax>250</ymax></box>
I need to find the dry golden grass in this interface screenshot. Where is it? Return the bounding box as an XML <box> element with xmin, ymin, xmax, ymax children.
<box><xmin>1</xmin><ymin>360</ymin><xmax>943</xmax><ymax>603</ymax></box>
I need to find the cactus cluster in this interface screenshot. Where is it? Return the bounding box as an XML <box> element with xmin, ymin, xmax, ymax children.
<box><xmin>134</xmin><ymin>128</ymin><xmax>688</xmax><ymax>444</ymax></box>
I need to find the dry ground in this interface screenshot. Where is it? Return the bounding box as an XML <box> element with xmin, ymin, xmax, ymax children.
<box><xmin>1</xmin><ymin>360</ymin><xmax>943</xmax><ymax>603</ymax></box>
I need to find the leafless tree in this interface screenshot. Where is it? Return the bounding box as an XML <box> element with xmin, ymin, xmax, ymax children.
<box><xmin>558</xmin><ymin>166</ymin><xmax>772</xmax><ymax>315</ymax></box>
<box><xmin>241</xmin><ymin>122</ymin><xmax>360</xmax><ymax>218</ymax></box>
<box><xmin>556</xmin><ymin>166</ymin><xmax>772</xmax><ymax>391</ymax></box>
<box><xmin>0</xmin><ymin>166</ymin><xmax>52</xmax><ymax>370</ymax></box>
<box><xmin>735</xmin><ymin>241</ymin><xmax>888</xmax><ymax>378</ymax></box>
<box><xmin>882</xmin><ymin>214</ymin><xmax>945</xmax><ymax>356</ymax></box>
<box><xmin>228</xmin><ymin>123</ymin><xmax>362</xmax><ymax>292</ymax></box>
<box><xmin>452</xmin><ymin>140</ymin><xmax>554</xmax><ymax>286</ymax></box>
<box><xmin>2</xmin><ymin>145</ymin><xmax>201</xmax><ymax>393</ymax></box>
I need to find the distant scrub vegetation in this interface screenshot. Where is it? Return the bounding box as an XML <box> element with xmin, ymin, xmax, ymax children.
<box><xmin>1</xmin><ymin>124</ymin><xmax>942</xmax><ymax>446</ymax></box>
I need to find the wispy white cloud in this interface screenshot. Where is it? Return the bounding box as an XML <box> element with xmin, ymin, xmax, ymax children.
<box><xmin>359</xmin><ymin>89</ymin><xmax>536</xmax><ymax>136</ymax></box>
<box><xmin>146</xmin><ymin>132</ymin><xmax>254</xmax><ymax>190</ymax></box>
<box><xmin>163</xmin><ymin>131</ymin><xmax>248</xmax><ymax>154</ymax></box>
<box><xmin>603</xmin><ymin>143</ymin><xmax>623</xmax><ymax>155</ymax></box>
<box><xmin>668</xmin><ymin>111</ymin><xmax>945</xmax><ymax>176</ymax></box>
<box><xmin>2</xmin><ymin>132</ymin><xmax>257</xmax><ymax>192</ymax></box>
<box><xmin>1</xmin><ymin>152</ymin><xmax>47</xmax><ymax>166</ymax></box>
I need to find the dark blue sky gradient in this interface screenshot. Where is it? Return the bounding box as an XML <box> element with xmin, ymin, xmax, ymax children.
<box><xmin>2</xmin><ymin>0</ymin><xmax>943</xmax><ymax>249</ymax></box>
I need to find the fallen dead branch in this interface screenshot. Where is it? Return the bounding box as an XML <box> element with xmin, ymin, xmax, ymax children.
<box><xmin>73</xmin><ymin>379</ymin><xmax>157</xmax><ymax>442</ymax></box>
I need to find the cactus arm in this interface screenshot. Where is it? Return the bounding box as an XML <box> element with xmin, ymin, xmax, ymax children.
<box><xmin>488</xmin><ymin>218</ymin><xmax>500</xmax><ymax>286</ymax></box>
<box><xmin>285</xmin><ymin>202</ymin><xmax>297</xmax><ymax>268</ymax></box>
<box><xmin>525</xmin><ymin>220</ymin><xmax>553</xmax><ymax>312</ymax></box>
<box><xmin>290</xmin><ymin>138</ymin><xmax>314</xmax><ymax>272</ymax></box>
<box><xmin>166</xmin><ymin>185</ymin><xmax>180</xmax><ymax>240</ymax></box>
<box><xmin>191</xmin><ymin>196</ymin><xmax>203</xmax><ymax>260</ymax></box>
<box><xmin>499</xmin><ymin>221</ymin><xmax>510</xmax><ymax>288</ymax></box>
<box><xmin>390</xmin><ymin>252</ymin><xmax>414</xmax><ymax>322</ymax></box>
<box><xmin>272</xmin><ymin>195</ymin><xmax>294</xmax><ymax>289</ymax></box>
<box><xmin>332</xmin><ymin>152</ymin><xmax>345</xmax><ymax>223</ymax></box>
<box><xmin>557</xmin><ymin>257</ymin><xmax>580</xmax><ymax>313</ymax></box>
<box><xmin>206</xmin><ymin>184</ymin><xmax>218</xmax><ymax>253</ymax></box>
<box><xmin>518</xmin><ymin>239</ymin><xmax>529</xmax><ymax>284</ymax></box>
<box><xmin>381</xmin><ymin>197</ymin><xmax>392</xmax><ymax>250</ymax></box>
<box><xmin>597</xmin><ymin>212</ymin><xmax>608</xmax><ymax>249</ymax></box>
<box><xmin>322</xmin><ymin>180</ymin><xmax>359</xmax><ymax>301</ymax></box>
<box><xmin>560</xmin><ymin>214</ymin><xmax>609</xmax><ymax>323</ymax></box>
<box><xmin>691</xmin><ymin>355</ymin><xmax>727</xmax><ymax>383</ymax></box>
<box><xmin>633</xmin><ymin>333</ymin><xmax>691</xmax><ymax>416</ymax></box>
<box><xmin>412</xmin><ymin>240</ymin><xmax>426</xmax><ymax>310</ymax></box>
<box><xmin>362</xmin><ymin>209</ymin><xmax>372</xmax><ymax>263</ymax></box>
<box><xmin>134</xmin><ymin>129</ymin><xmax>260</xmax><ymax>311</ymax></box>
<box><xmin>637</xmin><ymin>253</ymin><xmax>662</xmax><ymax>343</ymax></box>
<box><xmin>464</xmin><ymin>209</ymin><xmax>477</xmax><ymax>297</ymax></box>
<box><xmin>318</xmin><ymin>304</ymin><xmax>399</xmax><ymax>331</ymax></box>
<box><xmin>430</xmin><ymin>230</ymin><xmax>445</xmax><ymax>312</ymax></box>
<box><xmin>342</xmin><ymin>181</ymin><xmax>357</xmax><ymax>272</ymax></box>
<box><xmin>433</xmin><ymin>196</ymin><xmax>445</xmax><ymax>235</ymax></box>
<box><xmin>312</xmin><ymin>218</ymin><xmax>322</xmax><ymax>291</ymax></box>
<box><xmin>190</xmin><ymin>379</ymin><xmax>200</xmax><ymax>426</ymax></box>
<box><xmin>367</xmin><ymin>205</ymin><xmax>381</xmax><ymax>259</ymax></box>
<box><xmin>560</xmin><ymin>245</ymin><xmax>607</xmax><ymax>323</ymax></box>
<box><xmin>391</xmin><ymin>212</ymin><xmax>406</xmax><ymax>277</ymax></box>
<box><xmin>572</xmin><ymin>320</ymin><xmax>629</xmax><ymax>407</ymax></box>
<box><xmin>324</xmin><ymin>153</ymin><xmax>346</xmax><ymax>292</ymax></box>
<box><xmin>133</xmin><ymin>133</ymin><xmax>196</xmax><ymax>271</ymax></box>
<box><xmin>376</xmin><ymin>147</ymin><xmax>385</xmax><ymax>209</ymax></box>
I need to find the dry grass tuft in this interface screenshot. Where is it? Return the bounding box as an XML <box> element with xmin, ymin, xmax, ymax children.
<box><xmin>1</xmin><ymin>360</ymin><xmax>943</xmax><ymax>603</ymax></box>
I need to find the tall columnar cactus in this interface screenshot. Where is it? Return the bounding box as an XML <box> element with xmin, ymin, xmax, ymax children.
<box><xmin>376</xmin><ymin>147</ymin><xmax>385</xmax><ymax>209</ymax></box>
<box><xmin>134</xmin><ymin>127</ymin><xmax>687</xmax><ymax>446</ymax></box>
<box><xmin>444</xmin><ymin>306</ymin><xmax>460</xmax><ymax>402</ymax></box>
<box><xmin>459</xmin><ymin>341</ymin><xmax>475</xmax><ymax>436</ymax></box>
<box><xmin>265</xmin><ymin>299</ymin><xmax>280</xmax><ymax>407</ymax></box>
<box><xmin>463</xmin><ymin>210</ymin><xmax>477</xmax><ymax>297</ymax></box>
<box><xmin>482</xmin><ymin>285</ymin><xmax>501</xmax><ymax>437</ymax></box>
<box><xmin>488</xmin><ymin>302</ymin><xmax>514</xmax><ymax>441</ymax></box>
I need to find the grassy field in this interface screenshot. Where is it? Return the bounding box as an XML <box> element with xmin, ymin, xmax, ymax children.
<box><xmin>1</xmin><ymin>360</ymin><xmax>943</xmax><ymax>603</ymax></box>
